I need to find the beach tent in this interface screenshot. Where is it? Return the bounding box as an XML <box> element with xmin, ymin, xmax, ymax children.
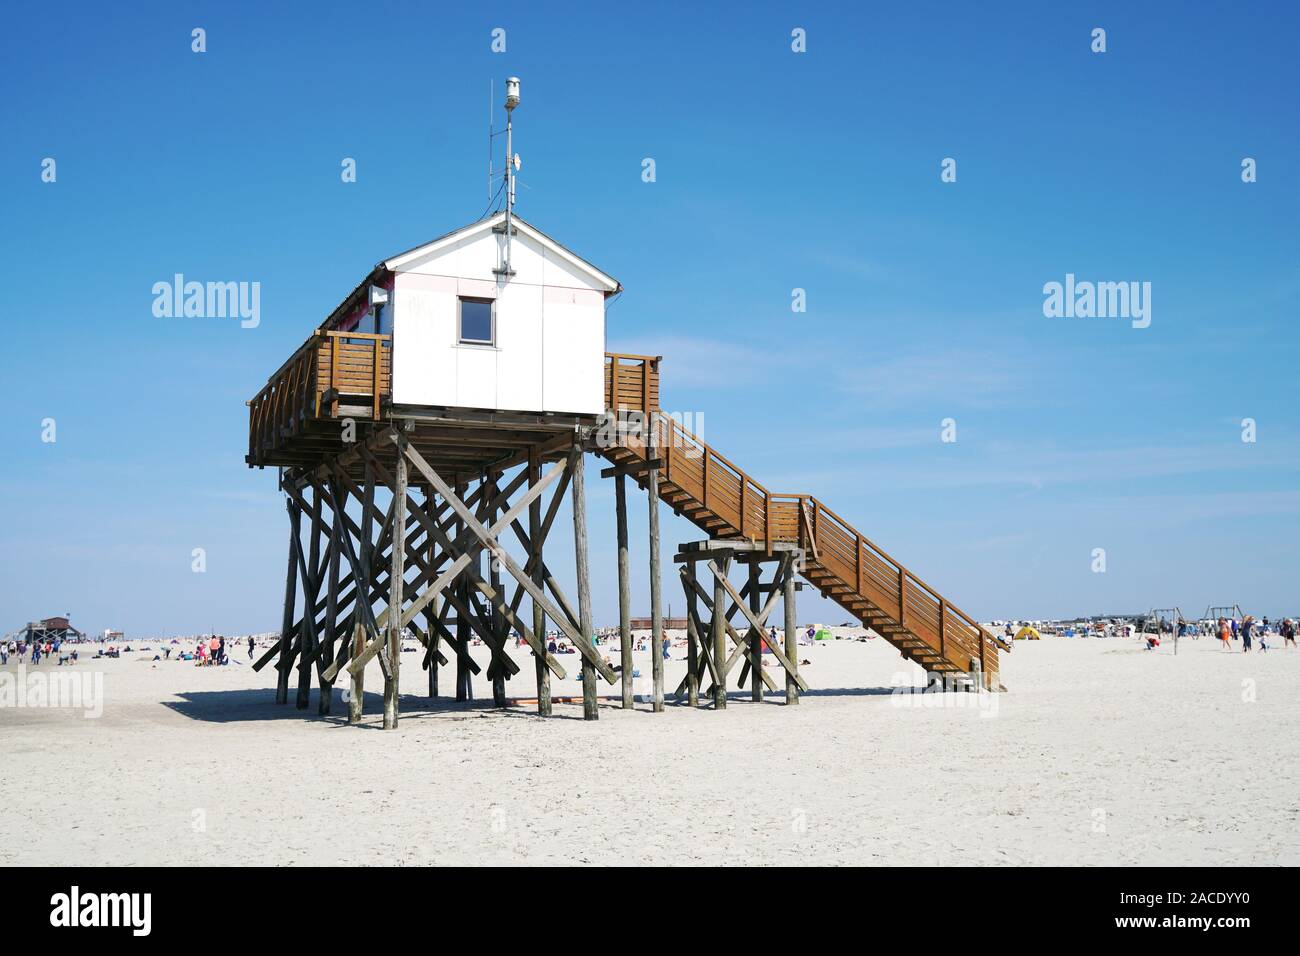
<box><xmin>1014</xmin><ymin>626</ymin><xmax>1041</xmax><ymax>640</ymax></box>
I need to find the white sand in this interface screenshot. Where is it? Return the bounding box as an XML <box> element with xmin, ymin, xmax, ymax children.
<box><xmin>1</xmin><ymin>631</ymin><xmax>1297</xmax><ymax>866</ymax></box>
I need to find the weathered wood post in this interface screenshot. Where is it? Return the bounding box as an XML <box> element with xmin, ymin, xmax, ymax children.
<box><xmin>296</xmin><ymin>487</ymin><xmax>323</xmax><ymax>710</ymax></box>
<box><xmin>747</xmin><ymin>558</ymin><xmax>762</xmax><ymax>702</ymax></box>
<box><xmin>571</xmin><ymin>436</ymin><xmax>598</xmax><ymax>720</ymax></box>
<box><xmin>529</xmin><ymin>450</ymin><xmax>551</xmax><ymax>716</ymax></box>
<box><xmin>615</xmin><ymin>472</ymin><xmax>633</xmax><ymax>709</ymax></box>
<box><xmin>712</xmin><ymin>553</ymin><xmax>728</xmax><ymax>710</ymax></box>
<box><xmin>383</xmin><ymin>433</ymin><xmax>408</xmax><ymax>729</ymax></box>
<box><xmin>274</xmin><ymin>490</ymin><xmax>300</xmax><ymax>706</ymax></box>
<box><xmin>319</xmin><ymin>481</ymin><xmax>342</xmax><ymax>715</ymax></box>
<box><xmin>489</xmin><ymin>484</ymin><xmax>507</xmax><ymax>709</ymax></box>
<box><xmin>647</xmin><ymin>412</ymin><xmax>665</xmax><ymax>712</ymax></box>
<box><xmin>686</xmin><ymin>561</ymin><xmax>700</xmax><ymax>707</ymax></box>
<box><xmin>455</xmin><ymin>479</ymin><xmax>472</xmax><ymax>702</ymax></box>
<box><xmin>425</xmin><ymin>491</ymin><xmax>439</xmax><ymax>699</ymax></box>
<box><xmin>347</xmin><ymin>620</ymin><xmax>364</xmax><ymax>723</ymax></box>
<box><xmin>784</xmin><ymin>555</ymin><xmax>799</xmax><ymax>706</ymax></box>
<box><xmin>348</xmin><ymin>461</ymin><xmax>376</xmax><ymax>723</ymax></box>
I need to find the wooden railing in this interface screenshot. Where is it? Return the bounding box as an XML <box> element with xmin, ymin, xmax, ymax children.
<box><xmin>604</xmin><ymin>353</ymin><xmax>660</xmax><ymax>415</ymax></box>
<box><xmin>248</xmin><ymin>331</ymin><xmax>391</xmax><ymax>464</ymax></box>
<box><xmin>605</xmin><ymin>394</ymin><xmax>999</xmax><ymax>683</ymax></box>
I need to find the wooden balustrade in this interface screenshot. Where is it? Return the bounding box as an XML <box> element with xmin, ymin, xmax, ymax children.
<box><xmin>603</xmin><ymin>390</ymin><xmax>997</xmax><ymax>681</ymax></box>
<box><xmin>247</xmin><ymin>331</ymin><xmax>391</xmax><ymax>464</ymax></box>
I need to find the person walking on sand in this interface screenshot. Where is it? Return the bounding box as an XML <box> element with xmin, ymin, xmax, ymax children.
<box><xmin>1218</xmin><ymin>617</ymin><xmax>1231</xmax><ymax>650</ymax></box>
<box><xmin>1283</xmin><ymin>619</ymin><xmax>1296</xmax><ymax>649</ymax></box>
<box><xmin>1241</xmin><ymin>616</ymin><xmax>1254</xmax><ymax>654</ymax></box>
<box><xmin>248</xmin><ymin>635</ymin><xmax>255</xmax><ymax>659</ymax></box>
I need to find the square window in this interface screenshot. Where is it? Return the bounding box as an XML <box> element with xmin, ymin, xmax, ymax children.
<box><xmin>459</xmin><ymin>297</ymin><xmax>494</xmax><ymax>345</ymax></box>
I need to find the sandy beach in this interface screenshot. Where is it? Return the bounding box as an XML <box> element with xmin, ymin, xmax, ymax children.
<box><xmin>2</xmin><ymin>630</ymin><xmax>1297</xmax><ymax>867</ymax></box>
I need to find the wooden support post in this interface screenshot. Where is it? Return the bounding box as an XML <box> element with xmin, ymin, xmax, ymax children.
<box><xmin>712</xmin><ymin>553</ymin><xmax>728</xmax><ymax>710</ymax></box>
<box><xmin>488</xmin><ymin>476</ymin><xmax>507</xmax><ymax>708</ymax></box>
<box><xmin>647</xmin><ymin>413</ymin><xmax>664</xmax><ymax>712</ymax></box>
<box><xmin>426</xmin><ymin>491</ymin><xmax>439</xmax><ymax>699</ymax></box>
<box><xmin>455</xmin><ymin>479</ymin><xmax>472</xmax><ymax>702</ymax></box>
<box><xmin>347</xmin><ymin>620</ymin><xmax>364</xmax><ymax>723</ymax></box>
<box><xmin>571</xmin><ymin>438</ymin><xmax>597</xmax><ymax>720</ymax></box>
<box><xmin>748</xmin><ymin>559</ymin><xmax>762</xmax><ymax>703</ymax></box>
<box><xmin>784</xmin><ymin>556</ymin><xmax>798</xmax><ymax>705</ymax></box>
<box><xmin>383</xmin><ymin>436</ymin><xmax>407</xmax><ymax>729</ymax></box>
<box><xmin>686</xmin><ymin>561</ymin><xmax>700</xmax><ymax>707</ymax></box>
<box><xmin>319</xmin><ymin>480</ymin><xmax>342</xmax><ymax>715</ymax></box>
<box><xmin>529</xmin><ymin>451</ymin><xmax>551</xmax><ymax>716</ymax></box>
<box><xmin>615</xmin><ymin>472</ymin><xmax>633</xmax><ymax>709</ymax></box>
<box><xmin>296</xmin><ymin>486</ymin><xmax>323</xmax><ymax>710</ymax></box>
<box><xmin>350</xmin><ymin>460</ymin><xmax>375</xmax><ymax>723</ymax></box>
<box><xmin>274</xmin><ymin>491</ymin><xmax>300</xmax><ymax>706</ymax></box>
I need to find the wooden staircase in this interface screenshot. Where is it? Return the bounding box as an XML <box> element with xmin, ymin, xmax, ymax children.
<box><xmin>601</xmin><ymin>354</ymin><xmax>1003</xmax><ymax>690</ymax></box>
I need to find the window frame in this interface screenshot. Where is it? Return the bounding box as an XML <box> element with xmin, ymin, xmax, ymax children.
<box><xmin>457</xmin><ymin>296</ymin><xmax>496</xmax><ymax>347</ymax></box>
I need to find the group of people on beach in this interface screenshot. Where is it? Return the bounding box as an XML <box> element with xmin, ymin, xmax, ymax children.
<box><xmin>1</xmin><ymin>639</ymin><xmax>79</xmax><ymax>666</ymax></box>
<box><xmin>1209</xmin><ymin>615</ymin><xmax>1295</xmax><ymax>653</ymax></box>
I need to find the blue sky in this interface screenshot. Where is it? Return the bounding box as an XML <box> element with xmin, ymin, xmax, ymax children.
<box><xmin>1</xmin><ymin>1</ymin><xmax>1297</xmax><ymax>637</ymax></box>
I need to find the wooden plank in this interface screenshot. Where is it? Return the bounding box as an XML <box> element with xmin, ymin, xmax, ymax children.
<box><xmin>571</xmin><ymin>440</ymin><xmax>599</xmax><ymax>720</ymax></box>
<box><xmin>647</xmin><ymin>414</ymin><xmax>664</xmax><ymax>713</ymax></box>
<box><xmin>383</xmin><ymin>435</ymin><xmax>407</xmax><ymax>728</ymax></box>
<box><xmin>615</xmin><ymin>472</ymin><xmax>633</xmax><ymax>709</ymax></box>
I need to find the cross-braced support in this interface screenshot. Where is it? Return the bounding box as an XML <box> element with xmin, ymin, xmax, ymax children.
<box><xmin>259</xmin><ymin>421</ymin><xmax>616</xmax><ymax>728</ymax></box>
<box><xmin>673</xmin><ymin>540</ymin><xmax>809</xmax><ymax>707</ymax></box>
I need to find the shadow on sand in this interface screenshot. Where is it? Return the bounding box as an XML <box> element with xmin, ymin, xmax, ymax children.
<box><xmin>162</xmin><ymin>689</ymin><xmax>600</xmax><ymax>726</ymax></box>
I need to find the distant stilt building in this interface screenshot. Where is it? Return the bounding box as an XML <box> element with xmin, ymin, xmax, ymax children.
<box><xmin>6</xmin><ymin>616</ymin><xmax>87</xmax><ymax>644</ymax></box>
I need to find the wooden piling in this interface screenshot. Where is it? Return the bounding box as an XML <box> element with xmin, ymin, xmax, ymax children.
<box><xmin>686</xmin><ymin>560</ymin><xmax>699</xmax><ymax>707</ymax></box>
<box><xmin>712</xmin><ymin>553</ymin><xmax>727</xmax><ymax>710</ymax></box>
<box><xmin>349</xmin><ymin>461</ymin><xmax>375</xmax><ymax>723</ymax></box>
<box><xmin>615</xmin><ymin>472</ymin><xmax>633</xmax><ymax>709</ymax></box>
<box><xmin>455</xmin><ymin>479</ymin><xmax>472</xmax><ymax>702</ymax></box>
<box><xmin>347</xmin><ymin>620</ymin><xmax>364</xmax><ymax>723</ymax></box>
<box><xmin>296</xmin><ymin>487</ymin><xmax>323</xmax><ymax>710</ymax></box>
<box><xmin>383</xmin><ymin>435</ymin><xmax>407</xmax><ymax>729</ymax></box>
<box><xmin>489</xmin><ymin>479</ymin><xmax>507</xmax><ymax>709</ymax></box>
<box><xmin>274</xmin><ymin>491</ymin><xmax>299</xmax><ymax>706</ymax></box>
<box><xmin>784</xmin><ymin>558</ymin><xmax>798</xmax><ymax>705</ymax></box>
<box><xmin>571</xmin><ymin>438</ymin><xmax>598</xmax><ymax>720</ymax></box>
<box><xmin>319</xmin><ymin>483</ymin><xmax>342</xmax><ymax>715</ymax></box>
<box><xmin>647</xmin><ymin>413</ymin><xmax>664</xmax><ymax>712</ymax></box>
<box><xmin>425</xmin><ymin>491</ymin><xmax>439</xmax><ymax>699</ymax></box>
<box><xmin>748</xmin><ymin>558</ymin><xmax>761</xmax><ymax>703</ymax></box>
<box><xmin>529</xmin><ymin>450</ymin><xmax>551</xmax><ymax>716</ymax></box>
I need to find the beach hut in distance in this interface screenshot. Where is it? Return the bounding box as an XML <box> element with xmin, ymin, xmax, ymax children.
<box><xmin>246</xmin><ymin>82</ymin><xmax>1001</xmax><ymax>730</ymax></box>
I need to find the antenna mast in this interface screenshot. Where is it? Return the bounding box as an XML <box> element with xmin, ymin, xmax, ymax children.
<box><xmin>502</xmin><ymin>76</ymin><xmax>520</xmax><ymax>276</ymax></box>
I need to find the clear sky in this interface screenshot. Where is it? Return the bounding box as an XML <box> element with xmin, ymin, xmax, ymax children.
<box><xmin>2</xmin><ymin>1</ymin><xmax>1297</xmax><ymax>638</ymax></box>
